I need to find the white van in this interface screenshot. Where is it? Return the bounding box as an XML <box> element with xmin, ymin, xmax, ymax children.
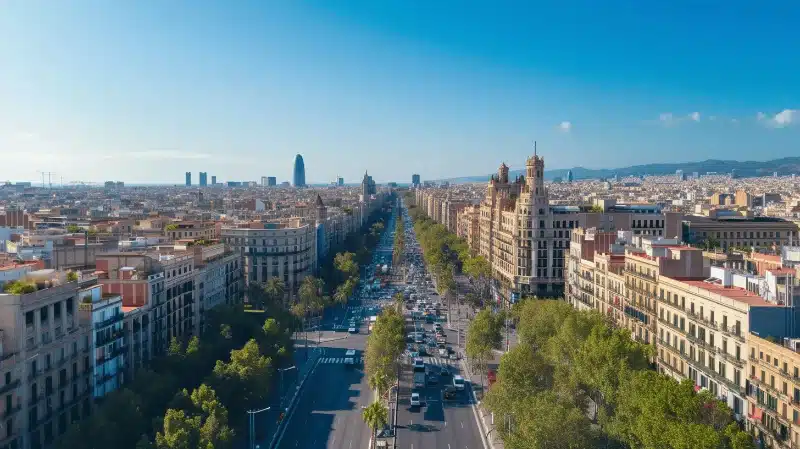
<box><xmin>453</xmin><ymin>375</ymin><xmax>465</xmax><ymax>390</ymax></box>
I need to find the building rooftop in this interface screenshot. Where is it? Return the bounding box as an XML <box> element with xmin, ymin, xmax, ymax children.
<box><xmin>670</xmin><ymin>277</ymin><xmax>782</xmax><ymax>307</ymax></box>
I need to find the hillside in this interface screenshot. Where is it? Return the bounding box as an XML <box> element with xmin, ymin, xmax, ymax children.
<box><xmin>439</xmin><ymin>157</ymin><xmax>800</xmax><ymax>183</ymax></box>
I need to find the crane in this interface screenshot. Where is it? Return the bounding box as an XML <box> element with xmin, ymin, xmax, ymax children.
<box><xmin>37</xmin><ymin>171</ymin><xmax>57</xmax><ymax>189</ymax></box>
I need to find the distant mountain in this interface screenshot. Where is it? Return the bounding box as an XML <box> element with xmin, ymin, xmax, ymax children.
<box><xmin>439</xmin><ymin>157</ymin><xmax>800</xmax><ymax>183</ymax></box>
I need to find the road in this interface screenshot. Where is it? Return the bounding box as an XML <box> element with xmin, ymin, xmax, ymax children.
<box><xmin>394</xmin><ymin>200</ymin><xmax>486</xmax><ymax>449</ymax></box>
<box><xmin>275</xmin><ymin>205</ymin><xmax>399</xmax><ymax>449</ymax></box>
<box><xmin>277</xmin><ymin>325</ymin><xmax>374</xmax><ymax>449</ymax></box>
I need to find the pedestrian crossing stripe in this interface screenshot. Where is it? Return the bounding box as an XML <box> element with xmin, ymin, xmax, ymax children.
<box><xmin>424</xmin><ymin>357</ymin><xmax>450</xmax><ymax>366</ymax></box>
<box><xmin>320</xmin><ymin>357</ymin><xmax>362</xmax><ymax>364</ymax></box>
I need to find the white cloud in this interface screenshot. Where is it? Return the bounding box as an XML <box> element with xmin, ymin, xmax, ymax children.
<box><xmin>757</xmin><ymin>109</ymin><xmax>797</xmax><ymax>128</ymax></box>
<box><xmin>659</xmin><ymin>112</ymin><xmax>674</xmax><ymax>123</ymax></box>
<box><xmin>558</xmin><ymin>121</ymin><xmax>572</xmax><ymax>132</ymax></box>
<box><xmin>709</xmin><ymin>115</ymin><xmax>717</xmax><ymax>121</ymax></box>
<box><xmin>689</xmin><ymin>112</ymin><xmax>700</xmax><ymax>121</ymax></box>
<box><xmin>773</xmin><ymin>109</ymin><xmax>797</xmax><ymax>127</ymax></box>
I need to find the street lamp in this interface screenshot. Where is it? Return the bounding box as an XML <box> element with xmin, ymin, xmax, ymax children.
<box><xmin>247</xmin><ymin>405</ymin><xmax>271</xmax><ymax>449</ymax></box>
<box><xmin>278</xmin><ymin>365</ymin><xmax>297</xmax><ymax>409</ymax></box>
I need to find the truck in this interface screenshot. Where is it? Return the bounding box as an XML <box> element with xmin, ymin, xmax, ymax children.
<box><xmin>414</xmin><ymin>372</ymin><xmax>426</xmax><ymax>388</ymax></box>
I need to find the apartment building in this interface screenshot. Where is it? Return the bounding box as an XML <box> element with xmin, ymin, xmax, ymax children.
<box><xmin>683</xmin><ymin>210</ymin><xmax>800</xmax><ymax>250</ymax></box>
<box><xmin>77</xmin><ymin>284</ymin><xmax>124</xmax><ymax>400</ymax></box>
<box><xmin>456</xmin><ymin>205</ymin><xmax>481</xmax><ymax>254</ymax></box>
<box><xmin>472</xmin><ymin>154</ymin><xmax>681</xmax><ymax>304</ymax></box>
<box><xmin>567</xmin><ymin>228</ymin><xmax>800</xmax><ymax>427</ymax></box>
<box><xmin>96</xmin><ymin>247</ymin><xmax>195</xmax><ymax>355</ymax></box>
<box><xmin>221</xmin><ymin>217</ymin><xmax>316</xmax><ymax>296</ymax></box>
<box><xmin>747</xmin><ymin>334</ymin><xmax>800</xmax><ymax>448</ymax></box>
<box><xmin>189</xmin><ymin>241</ymin><xmax>242</xmax><ymax>335</ymax></box>
<box><xmin>164</xmin><ymin>221</ymin><xmax>217</xmax><ymax>241</ymax></box>
<box><xmin>0</xmin><ymin>271</ymin><xmax>93</xmax><ymax>449</ymax></box>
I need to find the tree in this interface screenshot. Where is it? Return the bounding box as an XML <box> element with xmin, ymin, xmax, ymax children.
<box><xmin>66</xmin><ymin>271</ymin><xmax>79</xmax><ymax>282</ymax></box>
<box><xmin>212</xmin><ymin>339</ymin><xmax>272</xmax><ymax>413</ymax></box>
<box><xmin>466</xmin><ymin>308</ymin><xmax>503</xmax><ymax>389</ymax></box>
<box><xmin>264</xmin><ymin>278</ymin><xmax>286</xmax><ymax>306</ymax></box>
<box><xmin>168</xmin><ymin>337</ymin><xmax>184</xmax><ymax>357</ymax></box>
<box><xmin>362</xmin><ymin>401</ymin><xmax>389</xmax><ymax>449</ymax></box>
<box><xmin>392</xmin><ymin>292</ymin><xmax>405</xmax><ymax>313</ymax></box>
<box><xmin>155</xmin><ymin>409</ymin><xmax>198</xmax><ymax>449</ymax></box>
<box><xmin>262</xmin><ymin>318</ymin><xmax>280</xmax><ymax>338</ymax></box>
<box><xmin>298</xmin><ymin>276</ymin><xmax>326</xmax><ymax>314</ymax></box>
<box><xmin>503</xmin><ymin>391</ymin><xmax>595</xmax><ymax>449</ymax></box>
<box><xmin>334</xmin><ymin>252</ymin><xmax>359</xmax><ymax>280</ymax></box>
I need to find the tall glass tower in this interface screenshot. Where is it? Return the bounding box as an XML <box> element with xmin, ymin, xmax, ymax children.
<box><xmin>293</xmin><ymin>154</ymin><xmax>306</xmax><ymax>187</ymax></box>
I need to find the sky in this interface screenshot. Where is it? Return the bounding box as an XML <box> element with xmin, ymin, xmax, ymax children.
<box><xmin>0</xmin><ymin>1</ymin><xmax>798</xmax><ymax>185</ymax></box>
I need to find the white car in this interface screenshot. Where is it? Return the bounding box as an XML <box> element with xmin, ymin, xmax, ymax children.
<box><xmin>348</xmin><ymin>327</ymin><xmax>358</xmax><ymax>334</ymax></box>
<box><xmin>410</xmin><ymin>392</ymin><xmax>421</xmax><ymax>407</ymax></box>
<box><xmin>453</xmin><ymin>375</ymin><xmax>465</xmax><ymax>390</ymax></box>
<box><xmin>345</xmin><ymin>349</ymin><xmax>356</xmax><ymax>365</ymax></box>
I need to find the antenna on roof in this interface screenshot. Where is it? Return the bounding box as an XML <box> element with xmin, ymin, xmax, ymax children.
<box><xmin>534</xmin><ymin>141</ymin><xmax>537</xmax><ymax>157</ymax></box>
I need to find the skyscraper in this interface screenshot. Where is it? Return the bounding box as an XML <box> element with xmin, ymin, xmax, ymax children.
<box><xmin>293</xmin><ymin>154</ymin><xmax>306</xmax><ymax>187</ymax></box>
<box><xmin>412</xmin><ymin>174</ymin><xmax>420</xmax><ymax>186</ymax></box>
<box><xmin>261</xmin><ymin>176</ymin><xmax>268</xmax><ymax>187</ymax></box>
<box><xmin>337</xmin><ymin>177</ymin><xmax>344</xmax><ymax>186</ymax></box>
<box><xmin>185</xmin><ymin>172</ymin><xmax>191</xmax><ymax>186</ymax></box>
<box><xmin>199</xmin><ymin>172</ymin><xmax>208</xmax><ymax>186</ymax></box>
<box><xmin>267</xmin><ymin>177</ymin><xmax>277</xmax><ymax>186</ymax></box>
<box><xmin>566</xmin><ymin>170</ymin><xmax>574</xmax><ymax>183</ymax></box>
<box><xmin>211</xmin><ymin>175</ymin><xmax>217</xmax><ymax>185</ymax></box>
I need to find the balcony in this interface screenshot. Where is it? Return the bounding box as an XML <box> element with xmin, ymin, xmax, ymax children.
<box><xmin>0</xmin><ymin>379</ymin><xmax>20</xmax><ymax>395</ymax></box>
<box><xmin>751</xmin><ymin>376</ymin><xmax>783</xmax><ymax>399</ymax></box>
<box><xmin>0</xmin><ymin>404</ymin><xmax>21</xmax><ymax>420</ymax></box>
<box><xmin>716</xmin><ymin>348</ymin><xmax>745</xmax><ymax>368</ymax></box>
<box><xmin>720</xmin><ymin>324</ymin><xmax>745</xmax><ymax>343</ymax></box>
<box><xmin>628</xmin><ymin>269</ymin><xmax>657</xmax><ymax>282</ymax></box>
<box><xmin>95</xmin><ymin>329</ymin><xmax>125</xmax><ymax>347</ymax></box>
<box><xmin>657</xmin><ymin>316</ymin><xmax>684</xmax><ymax>334</ymax></box>
<box><xmin>686</xmin><ymin>333</ymin><xmax>711</xmax><ymax>350</ymax></box>
<box><xmin>94</xmin><ymin>312</ymin><xmax>124</xmax><ymax>330</ymax></box>
<box><xmin>96</xmin><ymin>345</ymin><xmax>127</xmax><ymax>365</ymax></box>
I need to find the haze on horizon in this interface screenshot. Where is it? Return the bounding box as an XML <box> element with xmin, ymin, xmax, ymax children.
<box><xmin>0</xmin><ymin>1</ymin><xmax>798</xmax><ymax>185</ymax></box>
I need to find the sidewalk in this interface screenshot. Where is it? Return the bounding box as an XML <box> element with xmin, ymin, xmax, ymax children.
<box><xmin>461</xmin><ymin>356</ymin><xmax>505</xmax><ymax>449</ymax></box>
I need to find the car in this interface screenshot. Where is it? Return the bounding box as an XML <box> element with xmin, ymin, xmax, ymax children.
<box><xmin>438</xmin><ymin>348</ymin><xmax>448</xmax><ymax>357</ymax></box>
<box><xmin>348</xmin><ymin>327</ymin><xmax>358</xmax><ymax>334</ymax></box>
<box><xmin>453</xmin><ymin>375</ymin><xmax>466</xmax><ymax>390</ymax></box>
<box><xmin>439</xmin><ymin>366</ymin><xmax>452</xmax><ymax>377</ymax></box>
<box><xmin>412</xmin><ymin>358</ymin><xmax>425</xmax><ymax>372</ymax></box>
<box><xmin>410</xmin><ymin>392</ymin><xmax>421</xmax><ymax>407</ymax></box>
<box><xmin>443</xmin><ymin>386</ymin><xmax>457</xmax><ymax>400</ymax></box>
<box><xmin>345</xmin><ymin>349</ymin><xmax>356</xmax><ymax>365</ymax></box>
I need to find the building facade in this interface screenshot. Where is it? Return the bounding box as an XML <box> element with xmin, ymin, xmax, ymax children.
<box><xmin>221</xmin><ymin>218</ymin><xmax>316</xmax><ymax>296</ymax></box>
<box><xmin>293</xmin><ymin>155</ymin><xmax>306</xmax><ymax>188</ymax></box>
<box><xmin>0</xmin><ymin>272</ymin><xmax>93</xmax><ymax>449</ymax></box>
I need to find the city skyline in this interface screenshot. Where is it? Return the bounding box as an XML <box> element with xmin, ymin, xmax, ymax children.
<box><xmin>1</xmin><ymin>1</ymin><xmax>798</xmax><ymax>184</ymax></box>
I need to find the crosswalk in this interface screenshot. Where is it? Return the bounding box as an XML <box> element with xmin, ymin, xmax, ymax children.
<box><xmin>423</xmin><ymin>356</ymin><xmax>452</xmax><ymax>367</ymax></box>
<box><xmin>319</xmin><ymin>357</ymin><xmax>362</xmax><ymax>365</ymax></box>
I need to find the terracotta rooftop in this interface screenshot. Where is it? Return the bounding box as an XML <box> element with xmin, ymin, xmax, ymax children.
<box><xmin>674</xmin><ymin>278</ymin><xmax>781</xmax><ymax>307</ymax></box>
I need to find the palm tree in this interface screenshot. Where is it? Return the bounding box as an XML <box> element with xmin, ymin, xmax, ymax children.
<box><xmin>392</xmin><ymin>292</ymin><xmax>405</xmax><ymax>314</ymax></box>
<box><xmin>362</xmin><ymin>401</ymin><xmax>389</xmax><ymax>449</ymax></box>
<box><xmin>368</xmin><ymin>370</ymin><xmax>390</xmax><ymax>398</ymax></box>
<box><xmin>265</xmin><ymin>278</ymin><xmax>285</xmax><ymax>302</ymax></box>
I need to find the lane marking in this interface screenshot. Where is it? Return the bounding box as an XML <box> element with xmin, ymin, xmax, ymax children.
<box><xmin>461</xmin><ymin>421</ymin><xmax>464</xmax><ymax>428</ymax></box>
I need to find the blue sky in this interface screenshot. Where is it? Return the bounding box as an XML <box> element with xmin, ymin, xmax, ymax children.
<box><xmin>0</xmin><ymin>1</ymin><xmax>798</xmax><ymax>184</ymax></box>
